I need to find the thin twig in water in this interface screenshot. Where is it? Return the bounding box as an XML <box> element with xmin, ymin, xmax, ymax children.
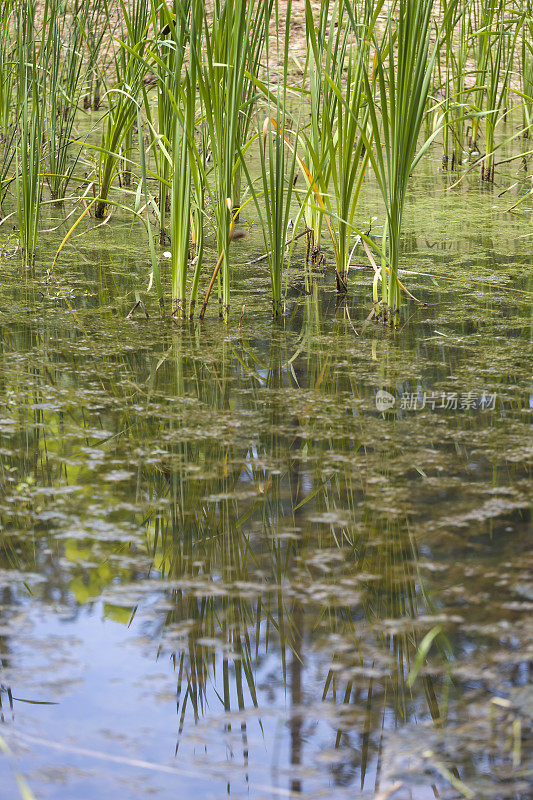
<box><xmin>343</xmin><ymin>302</ymin><xmax>359</xmax><ymax>336</ymax></box>
<box><xmin>126</xmin><ymin>299</ymin><xmax>149</xmax><ymax>320</ymax></box>
<box><xmin>360</xmin><ymin>307</ymin><xmax>376</xmax><ymax>334</ymax></box>
<box><xmin>372</xmin><ymin>784</ymin><xmax>404</xmax><ymax>800</ymax></box>
<box><xmin>6</xmin><ymin>731</ymin><xmax>297</xmax><ymax>796</ymax></box>
<box><xmin>199</xmin><ymin>249</ymin><xmax>225</xmax><ymax>320</ymax></box>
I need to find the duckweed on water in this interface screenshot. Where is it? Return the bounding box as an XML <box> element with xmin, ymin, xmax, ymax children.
<box><xmin>0</xmin><ymin>1</ymin><xmax>532</xmax><ymax>798</ymax></box>
<box><xmin>0</xmin><ymin>197</ymin><xmax>531</xmax><ymax>795</ymax></box>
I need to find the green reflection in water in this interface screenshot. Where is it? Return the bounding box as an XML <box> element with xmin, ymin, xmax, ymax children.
<box><xmin>0</xmin><ymin>151</ymin><xmax>531</xmax><ymax>798</ymax></box>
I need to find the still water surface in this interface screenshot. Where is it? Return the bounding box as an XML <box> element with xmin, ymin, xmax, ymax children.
<box><xmin>0</xmin><ymin>169</ymin><xmax>531</xmax><ymax>799</ymax></box>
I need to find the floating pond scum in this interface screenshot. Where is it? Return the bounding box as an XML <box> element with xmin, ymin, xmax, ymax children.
<box><xmin>0</xmin><ymin>1</ymin><xmax>532</xmax><ymax>799</ymax></box>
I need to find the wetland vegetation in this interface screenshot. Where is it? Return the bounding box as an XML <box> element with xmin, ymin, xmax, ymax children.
<box><xmin>0</xmin><ymin>1</ymin><xmax>531</xmax><ymax>799</ymax></box>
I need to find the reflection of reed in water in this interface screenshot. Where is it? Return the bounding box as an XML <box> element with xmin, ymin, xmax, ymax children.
<box><xmin>0</xmin><ymin>254</ymin><xmax>529</xmax><ymax>797</ymax></box>
<box><xmin>134</xmin><ymin>332</ymin><xmax>453</xmax><ymax>796</ymax></box>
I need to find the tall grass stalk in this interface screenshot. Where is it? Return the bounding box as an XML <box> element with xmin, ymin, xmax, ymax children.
<box><xmin>80</xmin><ymin>0</ymin><xmax>111</xmax><ymax>111</ymax></box>
<box><xmin>0</xmin><ymin>0</ymin><xmax>16</xmax><ymax>135</ymax></box>
<box><xmin>46</xmin><ymin>1</ymin><xmax>88</xmax><ymax>200</ymax></box>
<box><xmin>0</xmin><ymin>0</ymin><xmax>17</xmax><ymax>217</ymax></box>
<box><xmin>94</xmin><ymin>0</ymin><xmax>150</xmax><ymax>218</ymax></box>
<box><xmin>469</xmin><ymin>0</ymin><xmax>490</xmax><ymax>150</ymax></box>
<box><xmin>481</xmin><ymin>1</ymin><xmax>521</xmax><ymax>181</ymax></box>
<box><xmin>439</xmin><ymin>0</ymin><xmax>469</xmax><ymax>170</ymax></box>
<box><xmin>137</xmin><ymin>109</ymin><xmax>163</xmax><ymax>308</ymax></box>
<box><xmin>299</xmin><ymin>0</ymin><xmax>336</xmax><ymax>257</ymax></box>
<box><xmin>246</xmin><ymin>0</ymin><xmax>299</xmax><ymax>315</ymax></box>
<box><xmin>15</xmin><ymin>0</ymin><xmax>46</xmax><ymax>264</ymax></box>
<box><xmin>299</xmin><ymin>0</ymin><xmax>348</xmax><ymax>266</ymax></box>
<box><xmin>0</xmin><ymin>123</ymin><xmax>16</xmax><ymax>218</ymax></box>
<box><xmin>230</xmin><ymin>0</ymin><xmax>273</xmax><ymax>216</ymax></box>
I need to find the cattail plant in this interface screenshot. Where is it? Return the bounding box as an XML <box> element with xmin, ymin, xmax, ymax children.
<box><xmin>148</xmin><ymin>0</ymin><xmax>205</xmax><ymax>318</ymax></box>
<box><xmin>467</xmin><ymin>0</ymin><xmax>518</xmax><ymax>169</ymax></box>
<box><xmin>245</xmin><ymin>0</ymin><xmax>300</xmax><ymax>316</ymax></box>
<box><xmin>521</xmin><ymin>3</ymin><xmax>533</xmax><ymax>136</ymax></box>
<box><xmin>192</xmin><ymin>0</ymin><xmax>269</xmax><ymax>320</ymax></box>
<box><xmin>169</xmin><ymin>68</ymin><xmax>194</xmax><ymax>318</ymax></box>
<box><xmin>468</xmin><ymin>0</ymin><xmax>492</xmax><ymax>151</ymax></box>
<box><xmin>147</xmin><ymin>0</ymin><xmax>190</xmax><ymax>243</ymax></box>
<box><xmin>358</xmin><ymin>0</ymin><xmax>437</xmax><ymax>323</ymax></box>
<box><xmin>317</xmin><ymin>0</ymin><xmax>386</xmax><ymax>291</ymax></box>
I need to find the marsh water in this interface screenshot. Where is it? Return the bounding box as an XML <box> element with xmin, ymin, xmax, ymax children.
<box><xmin>0</xmin><ymin>150</ymin><xmax>532</xmax><ymax>799</ymax></box>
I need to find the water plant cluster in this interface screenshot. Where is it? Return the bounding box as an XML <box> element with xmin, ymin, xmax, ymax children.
<box><xmin>0</xmin><ymin>0</ymin><xmax>532</xmax><ymax>323</ymax></box>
